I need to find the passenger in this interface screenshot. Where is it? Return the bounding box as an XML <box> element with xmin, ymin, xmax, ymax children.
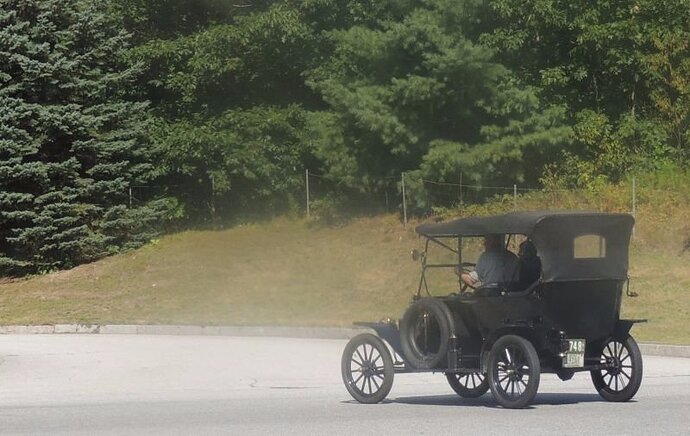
<box><xmin>517</xmin><ymin>240</ymin><xmax>541</xmax><ymax>287</ymax></box>
<box><xmin>461</xmin><ymin>234</ymin><xmax>518</xmax><ymax>290</ymax></box>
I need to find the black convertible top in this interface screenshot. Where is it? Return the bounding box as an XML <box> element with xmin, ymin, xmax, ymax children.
<box><xmin>415</xmin><ymin>210</ymin><xmax>631</xmax><ymax>237</ymax></box>
<box><xmin>416</xmin><ymin>211</ymin><xmax>635</xmax><ymax>282</ymax></box>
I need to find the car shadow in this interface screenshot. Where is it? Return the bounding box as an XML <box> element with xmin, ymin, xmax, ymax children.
<box><xmin>391</xmin><ymin>392</ymin><xmax>605</xmax><ymax>408</ymax></box>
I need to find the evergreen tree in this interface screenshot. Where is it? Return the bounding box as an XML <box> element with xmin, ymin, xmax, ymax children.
<box><xmin>128</xmin><ymin>2</ymin><xmax>319</xmax><ymax>222</ymax></box>
<box><xmin>0</xmin><ymin>0</ymin><xmax>161</xmax><ymax>275</ymax></box>
<box><xmin>306</xmin><ymin>0</ymin><xmax>571</xmax><ymax>204</ymax></box>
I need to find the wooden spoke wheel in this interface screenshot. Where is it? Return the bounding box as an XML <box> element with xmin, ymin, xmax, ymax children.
<box><xmin>341</xmin><ymin>334</ymin><xmax>394</xmax><ymax>404</ymax></box>
<box><xmin>487</xmin><ymin>335</ymin><xmax>540</xmax><ymax>409</ymax></box>
<box><xmin>446</xmin><ymin>372</ymin><xmax>489</xmax><ymax>398</ymax></box>
<box><xmin>591</xmin><ymin>335</ymin><xmax>643</xmax><ymax>402</ymax></box>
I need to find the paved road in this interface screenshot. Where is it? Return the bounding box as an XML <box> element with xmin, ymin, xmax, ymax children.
<box><xmin>0</xmin><ymin>335</ymin><xmax>688</xmax><ymax>435</ymax></box>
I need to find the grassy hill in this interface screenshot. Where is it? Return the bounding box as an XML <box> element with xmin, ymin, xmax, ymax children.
<box><xmin>0</xmin><ymin>216</ymin><xmax>420</xmax><ymax>328</ymax></box>
<box><xmin>1</xmin><ymin>182</ymin><xmax>689</xmax><ymax>344</ymax></box>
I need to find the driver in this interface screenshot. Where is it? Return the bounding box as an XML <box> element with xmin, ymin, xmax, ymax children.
<box><xmin>461</xmin><ymin>234</ymin><xmax>518</xmax><ymax>289</ymax></box>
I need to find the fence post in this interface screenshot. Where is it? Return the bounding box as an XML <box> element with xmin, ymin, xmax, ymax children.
<box><xmin>128</xmin><ymin>187</ymin><xmax>132</xmax><ymax>208</ymax></box>
<box><xmin>384</xmin><ymin>188</ymin><xmax>389</xmax><ymax>213</ymax></box>
<box><xmin>632</xmin><ymin>176</ymin><xmax>636</xmax><ymax>239</ymax></box>
<box><xmin>513</xmin><ymin>184</ymin><xmax>517</xmax><ymax>211</ymax></box>
<box><xmin>210</xmin><ymin>174</ymin><xmax>216</xmax><ymax>222</ymax></box>
<box><xmin>306</xmin><ymin>169</ymin><xmax>310</xmax><ymax>219</ymax></box>
<box><xmin>459</xmin><ymin>171</ymin><xmax>463</xmax><ymax>207</ymax></box>
<box><xmin>401</xmin><ymin>172</ymin><xmax>408</xmax><ymax>228</ymax></box>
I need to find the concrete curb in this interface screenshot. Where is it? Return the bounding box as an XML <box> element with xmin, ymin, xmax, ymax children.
<box><xmin>0</xmin><ymin>324</ymin><xmax>369</xmax><ymax>339</ymax></box>
<box><xmin>0</xmin><ymin>324</ymin><xmax>687</xmax><ymax>358</ymax></box>
<box><xmin>638</xmin><ymin>343</ymin><xmax>690</xmax><ymax>358</ymax></box>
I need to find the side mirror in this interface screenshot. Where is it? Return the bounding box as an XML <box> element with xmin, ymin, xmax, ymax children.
<box><xmin>411</xmin><ymin>249</ymin><xmax>421</xmax><ymax>261</ymax></box>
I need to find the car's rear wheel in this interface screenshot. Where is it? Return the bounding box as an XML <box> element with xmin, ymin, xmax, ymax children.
<box><xmin>341</xmin><ymin>334</ymin><xmax>394</xmax><ymax>404</ymax></box>
<box><xmin>446</xmin><ymin>372</ymin><xmax>489</xmax><ymax>398</ymax></box>
<box><xmin>487</xmin><ymin>335</ymin><xmax>540</xmax><ymax>409</ymax></box>
<box><xmin>400</xmin><ymin>298</ymin><xmax>453</xmax><ymax>369</ymax></box>
<box><xmin>590</xmin><ymin>335</ymin><xmax>643</xmax><ymax>402</ymax></box>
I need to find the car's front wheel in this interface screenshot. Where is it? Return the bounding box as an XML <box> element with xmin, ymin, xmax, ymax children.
<box><xmin>590</xmin><ymin>335</ymin><xmax>643</xmax><ymax>402</ymax></box>
<box><xmin>341</xmin><ymin>333</ymin><xmax>394</xmax><ymax>404</ymax></box>
<box><xmin>487</xmin><ymin>335</ymin><xmax>540</xmax><ymax>409</ymax></box>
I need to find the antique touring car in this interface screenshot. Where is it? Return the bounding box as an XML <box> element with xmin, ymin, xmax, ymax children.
<box><xmin>341</xmin><ymin>211</ymin><xmax>643</xmax><ymax>408</ymax></box>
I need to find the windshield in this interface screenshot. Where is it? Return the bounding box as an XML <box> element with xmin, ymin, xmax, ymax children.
<box><xmin>417</xmin><ymin>234</ymin><xmax>539</xmax><ymax>296</ymax></box>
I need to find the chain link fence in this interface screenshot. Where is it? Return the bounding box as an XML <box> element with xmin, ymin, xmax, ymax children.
<box><xmin>126</xmin><ymin>171</ymin><xmax>645</xmax><ymax>229</ymax></box>
<box><xmin>302</xmin><ymin>171</ymin><xmax>640</xmax><ymax>227</ymax></box>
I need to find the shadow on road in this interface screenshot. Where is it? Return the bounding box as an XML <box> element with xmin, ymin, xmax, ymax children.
<box><xmin>391</xmin><ymin>392</ymin><xmax>604</xmax><ymax>408</ymax></box>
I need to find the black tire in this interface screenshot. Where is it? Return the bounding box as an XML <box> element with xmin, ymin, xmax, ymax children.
<box><xmin>400</xmin><ymin>298</ymin><xmax>454</xmax><ymax>369</ymax></box>
<box><xmin>446</xmin><ymin>372</ymin><xmax>489</xmax><ymax>398</ymax></box>
<box><xmin>487</xmin><ymin>335</ymin><xmax>540</xmax><ymax>409</ymax></box>
<box><xmin>341</xmin><ymin>334</ymin><xmax>394</xmax><ymax>404</ymax></box>
<box><xmin>590</xmin><ymin>335</ymin><xmax>643</xmax><ymax>402</ymax></box>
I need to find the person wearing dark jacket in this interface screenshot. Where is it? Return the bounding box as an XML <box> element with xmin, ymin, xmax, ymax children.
<box><xmin>517</xmin><ymin>240</ymin><xmax>541</xmax><ymax>287</ymax></box>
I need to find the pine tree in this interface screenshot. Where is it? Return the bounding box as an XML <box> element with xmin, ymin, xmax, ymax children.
<box><xmin>305</xmin><ymin>0</ymin><xmax>571</xmax><ymax>199</ymax></box>
<box><xmin>0</xmin><ymin>0</ymin><xmax>161</xmax><ymax>275</ymax></box>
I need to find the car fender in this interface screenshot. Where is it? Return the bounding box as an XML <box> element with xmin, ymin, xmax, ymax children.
<box><xmin>614</xmin><ymin>319</ymin><xmax>647</xmax><ymax>338</ymax></box>
<box><xmin>353</xmin><ymin>322</ymin><xmax>403</xmax><ymax>357</ymax></box>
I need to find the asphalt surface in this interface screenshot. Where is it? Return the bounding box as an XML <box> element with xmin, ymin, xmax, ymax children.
<box><xmin>0</xmin><ymin>335</ymin><xmax>688</xmax><ymax>435</ymax></box>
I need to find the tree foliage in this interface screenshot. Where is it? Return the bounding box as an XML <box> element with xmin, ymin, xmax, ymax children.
<box><xmin>481</xmin><ymin>0</ymin><xmax>690</xmax><ymax>180</ymax></box>
<box><xmin>3</xmin><ymin>0</ymin><xmax>690</xmax><ymax>274</ymax></box>
<box><xmin>306</xmin><ymin>0</ymin><xmax>570</xmax><ymax>207</ymax></box>
<box><xmin>0</xmin><ymin>0</ymin><xmax>162</xmax><ymax>274</ymax></box>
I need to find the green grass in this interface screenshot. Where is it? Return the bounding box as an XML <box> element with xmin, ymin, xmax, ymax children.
<box><xmin>0</xmin><ymin>216</ymin><xmax>420</xmax><ymax>327</ymax></box>
<box><xmin>623</xmin><ymin>248</ymin><xmax>690</xmax><ymax>344</ymax></box>
<box><xmin>1</xmin><ymin>183</ymin><xmax>689</xmax><ymax>344</ymax></box>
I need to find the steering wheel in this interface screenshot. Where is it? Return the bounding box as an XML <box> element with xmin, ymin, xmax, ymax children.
<box><xmin>458</xmin><ymin>262</ymin><xmax>477</xmax><ymax>293</ymax></box>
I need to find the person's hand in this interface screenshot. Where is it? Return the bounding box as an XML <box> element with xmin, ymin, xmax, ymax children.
<box><xmin>460</xmin><ymin>272</ymin><xmax>478</xmax><ymax>291</ymax></box>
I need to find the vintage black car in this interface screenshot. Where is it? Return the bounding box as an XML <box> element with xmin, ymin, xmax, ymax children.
<box><xmin>341</xmin><ymin>211</ymin><xmax>644</xmax><ymax>408</ymax></box>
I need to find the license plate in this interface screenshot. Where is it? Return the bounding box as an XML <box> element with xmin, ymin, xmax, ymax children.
<box><xmin>562</xmin><ymin>339</ymin><xmax>585</xmax><ymax>368</ymax></box>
